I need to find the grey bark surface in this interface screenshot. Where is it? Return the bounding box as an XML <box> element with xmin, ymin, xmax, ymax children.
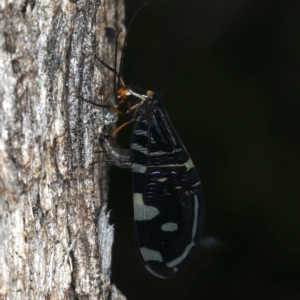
<box><xmin>0</xmin><ymin>0</ymin><xmax>125</xmax><ymax>299</ymax></box>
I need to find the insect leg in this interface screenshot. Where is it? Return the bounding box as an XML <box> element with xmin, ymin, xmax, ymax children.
<box><xmin>125</xmin><ymin>103</ymin><xmax>139</xmax><ymax>114</ymax></box>
<box><xmin>94</xmin><ymin>54</ymin><xmax>126</xmax><ymax>88</ymax></box>
<box><xmin>100</xmin><ymin>114</ymin><xmax>138</xmax><ymax>168</ymax></box>
<box><xmin>108</xmin><ymin>120</ymin><xmax>134</xmax><ymax>137</ymax></box>
<box><xmin>81</xmin><ymin>97</ymin><xmax>123</xmax><ymax>115</ymax></box>
<box><xmin>99</xmin><ymin>100</ymin><xmax>142</xmax><ymax>166</ymax></box>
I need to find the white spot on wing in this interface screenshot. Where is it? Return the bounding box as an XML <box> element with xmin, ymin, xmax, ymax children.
<box><xmin>165</xmin><ymin>194</ymin><xmax>199</xmax><ymax>268</ymax></box>
<box><xmin>134</xmin><ymin>129</ymin><xmax>147</xmax><ymax>136</ymax></box>
<box><xmin>161</xmin><ymin>222</ymin><xmax>178</xmax><ymax>232</ymax></box>
<box><xmin>132</xmin><ymin>163</ymin><xmax>147</xmax><ymax>174</ymax></box>
<box><xmin>140</xmin><ymin>247</ymin><xmax>163</xmax><ymax>262</ymax></box>
<box><xmin>147</xmin><ymin>158</ymin><xmax>195</xmax><ymax>171</ymax></box>
<box><xmin>166</xmin><ymin>242</ymin><xmax>195</xmax><ymax>268</ymax></box>
<box><xmin>157</xmin><ymin>177</ymin><xmax>168</xmax><ymax>182</ymax></box>
<box><xmin>144</xmin><ymin>265</ymin><xmax>169</xmax><ymax>279</ymax></box>
<box><xmin>149</xmin><ymin>148</ymin><xmax>183</xmax><ymax>156</ymax></box>
<box><xmin>132</xmin><ymin>143</ymin><xmax>148</xmax><ymax>155</ymax></box>
<box><xmin>133</xmin><ymin>193</ymin><xmax>160</xmax><ymax>221</ymax></box>
<box><xmin>148</xmin><ymin>163</ymin><xmax>182</xmax><ymax>168</ymax></box>
<box><xmin>192</xmin><ymin>181</ymin><xmax>201</xmax><ymax>187</ymax></box>
<box><xmin>184</xmin><ymin>159</ymin><xmax>195</xmax><ymax>171</ymax></box>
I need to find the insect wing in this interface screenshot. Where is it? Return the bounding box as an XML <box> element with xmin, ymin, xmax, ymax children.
<box><xmin>131</xmin><ymin>99</ymin><xmax>204</xmax><ymax>278</ymax></box>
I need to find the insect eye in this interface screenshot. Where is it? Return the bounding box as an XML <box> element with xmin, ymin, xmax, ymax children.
<box><xmin>116</xmin><ymin>94</ymin><xmax>122</xmax><ymax>101</ymax></box>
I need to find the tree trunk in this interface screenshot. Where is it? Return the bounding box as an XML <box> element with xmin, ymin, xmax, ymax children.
<box><xmin>0</xmin><ymin>0</ymin><xmax>125</xmax><ymax>299</ymax></box>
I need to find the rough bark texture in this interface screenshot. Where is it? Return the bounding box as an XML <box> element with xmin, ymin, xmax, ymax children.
<box><xmin>0</xmin><ymin>0</ymin><xmax>125</xmax><ymax>299</ymax></box>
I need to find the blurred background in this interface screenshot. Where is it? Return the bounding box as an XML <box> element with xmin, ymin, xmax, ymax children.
<box><xmin>106</xmin><ymin>0</ymin><xmax>300</xmax><ymax>299</ymax></box>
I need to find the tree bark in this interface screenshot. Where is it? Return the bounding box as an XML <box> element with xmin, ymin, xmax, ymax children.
<box><xmin>0</xmin><ymin>0</ymin><xmax>125</xmax><ymax>299</ymax></box>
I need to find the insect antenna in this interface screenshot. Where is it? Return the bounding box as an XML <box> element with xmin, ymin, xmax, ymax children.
<box><xmin>114</xmin><ymin>30</ymin><xmax>123</xmax><ymax>92</ymax></box>
<box><xmin>94</xmin><ymin>3</ymin><xmax>149</xmax><ymax>91</ymax></box>
<box><xmin>118</xmin><ymin>2</ymin><xmax>149</xmax><ymax>89</ymax></box>
<box><xmin>94</xmin><ymin>28</ymin><xmax>125</xmax><ymax>88</ymax></box>
<box><xmin>87</xmin><ymin>3</ymin><xmax>151</xmax><ymax>125</ymax></box>
<box><xmin>94</xmin><ymin>52</ymin><xmax>125</xmax><ymax>88</ymax></box>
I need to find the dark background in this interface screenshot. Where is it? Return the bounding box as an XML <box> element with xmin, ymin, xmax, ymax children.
<box><xmin>106</xmin><ymin>0</ymin><xmax>300</xmax><ymax>299</ymax></box>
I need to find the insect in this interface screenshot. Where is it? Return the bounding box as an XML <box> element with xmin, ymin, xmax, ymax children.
<box><xmin>85</xmin><ymin>7</ymin><xmax>205</xmax><ymax>279</ymax></box>
<box><xmin>100</xmin><ymin>84</ymin><xmax>205</xmax><ymax>279</ymax></box>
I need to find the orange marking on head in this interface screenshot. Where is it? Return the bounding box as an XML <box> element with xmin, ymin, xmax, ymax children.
<box><xmin>116</xmin><ymin>86</ymin><xmax>130</xmax><ymax>104</ymax></box>
<box><xmin>146</xmin><ymin>90</ymin><xmax>154</xmax><ymax>98</ymax></box>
